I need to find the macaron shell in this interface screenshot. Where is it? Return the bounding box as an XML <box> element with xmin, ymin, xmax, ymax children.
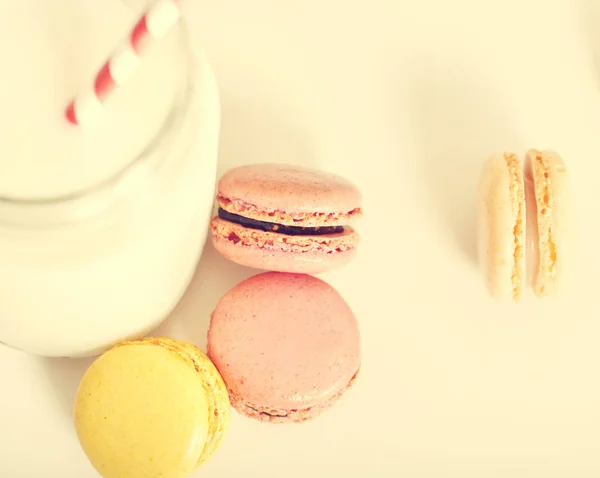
<box><xmin>119</xmin><ymin>337</ymin><xmax>231</xmax><ymax>466</ymax></box>
<box><xmin>525</xmin><ymin>149</ymin><xmax>572</xmax><ymax>297</ymax></box>
<box><xmin>207</xmin><ymin>272</ymin><xmax>361</xmax><ymax>416</ymax></box>
<box><xmin>229</xmin><ymin>369</ymin><xmax>360</xmax><ymax>424</ymax></box>
<box><xmin>217</xmin><ymin>163</ymin><xmax>362</xmax><ymax>220</ymax></box>
<box><xmin>476</xmin><ymin>153</ymin><xmax>526</xmax><ymax>301</ymax></box>
<box><xmin>211</xmin><ymin>228</ymin><xmax>357</xmax><ymax>273</ymax></box>
<box><xmin>74</xmin><ymin>343</ymin><xmax>210</xmax><ymax>478</ymax></box>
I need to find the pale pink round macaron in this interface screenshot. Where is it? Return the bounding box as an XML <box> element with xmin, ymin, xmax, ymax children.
<box><xmin>210</xmin><ymin>163</ymin><xmax>362</xmax><ymax>273</ymax></box>
<box><xmin>207</xmin><ymin>272</ymin><xmax>361</xmax><ymax>424</ymax></box>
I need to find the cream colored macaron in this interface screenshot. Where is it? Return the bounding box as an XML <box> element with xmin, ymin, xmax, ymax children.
<box><xmin>477</xmin><ymin>149</ymin><xmax>571</xmax><ymax>301</ymax></box>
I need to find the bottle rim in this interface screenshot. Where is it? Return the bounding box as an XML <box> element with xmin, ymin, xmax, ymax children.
<box><xmin>0</xmin><ymin>17</ymin><xmax>194</xmax><ymax>227</ymax></box>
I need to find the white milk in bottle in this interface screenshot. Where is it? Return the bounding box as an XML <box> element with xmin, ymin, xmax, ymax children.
<box><xmin>0</xmin><ymin>0</ymin><xmax>220</xmax><ymax>356</ymax></box>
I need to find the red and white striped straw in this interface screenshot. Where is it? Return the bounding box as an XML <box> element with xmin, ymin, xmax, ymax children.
<box><xmin>65</xmin><ymin>0</ymin><xmax>183</xmax><ymax>127</ymax></box>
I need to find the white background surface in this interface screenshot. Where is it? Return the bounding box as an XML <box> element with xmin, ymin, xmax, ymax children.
<box><xmin>2</xmin><ymin>0</ymin><xmax>600</xmax><ymax>476</ymax></box>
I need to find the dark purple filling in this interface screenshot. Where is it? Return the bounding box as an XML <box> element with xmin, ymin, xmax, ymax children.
<box><xmin>218</xmin><ymin>208</ymin><xmax>344</xmax><ymax>236</ymax></box>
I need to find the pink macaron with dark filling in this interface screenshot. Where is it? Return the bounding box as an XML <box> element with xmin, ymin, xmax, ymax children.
<box><xmin>210</xmin><ymin>163</ymin><xmax>362</xmax><ymax>273</ymax></box>
<box><xmin>207</xmin><ymin>272</ymin><xmax>361</xmax><ymax>423</ymax></box>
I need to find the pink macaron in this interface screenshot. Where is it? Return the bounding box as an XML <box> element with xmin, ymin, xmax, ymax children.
<box><xmin>207</xmin><ymin>272</ymin><xmax>361</xmax><ymax>424</ymax></box>
<box><xmin>210</xmin><ymin>163</ymin><xmax>362</xmax><ymax>273</ymax></box>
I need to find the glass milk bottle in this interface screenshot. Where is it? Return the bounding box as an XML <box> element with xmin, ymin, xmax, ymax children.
<box><xmin>0</xmin><ymin>0</ymin><xmax>219</xmax><ymax>357</ymax></box>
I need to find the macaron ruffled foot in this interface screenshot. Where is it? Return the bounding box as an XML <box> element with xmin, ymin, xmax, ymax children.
<box><xmin>476</xmin><ymin>149</ymin><xmax>572</xmax><ymax>301</ymax></box>
<box><xmin>207</xmin><ymin>271</ymin><xmax>361</xmax><ymax>424</ymax></box>
<box><xmin>73</xmin><ymin>337</ymin><xmax>230</xmax><ymax>478</ymax></box>
<box><xmin>210</xmin><ymin>163</ymin><xmax>362</xmax><ymax>274</ymax></box>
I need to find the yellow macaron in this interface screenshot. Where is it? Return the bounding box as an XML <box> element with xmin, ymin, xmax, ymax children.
<box><xmin>74</xmin><ymin>337</ymin><xmax>230</xmax><ymax>478</ymax></box>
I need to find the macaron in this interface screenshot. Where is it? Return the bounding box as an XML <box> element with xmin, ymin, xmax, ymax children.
<box><xmin>210</xmin><ymin>163</ymin><xmax>362</xmax><ymax>274</ymax></box>
<box><xmin>476</xmin><ymin>149</ymin><xmax>571</xmax><ymax>301</ymax></box>
<box><xmin>74</xmin><ymin>337</ymin><xmax>230</xmax><ymax>478</ymax></box>
<box><xmin>207</xmin><ymin>271</ymin><xmax>361</xmax><ymax>423</ymax></box>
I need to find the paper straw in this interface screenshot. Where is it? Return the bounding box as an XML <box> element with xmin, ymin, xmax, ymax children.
<box><xmin>65</xmin><ymin>0</ymin><xmax>183</xmax><ymax>126</ymax></box>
